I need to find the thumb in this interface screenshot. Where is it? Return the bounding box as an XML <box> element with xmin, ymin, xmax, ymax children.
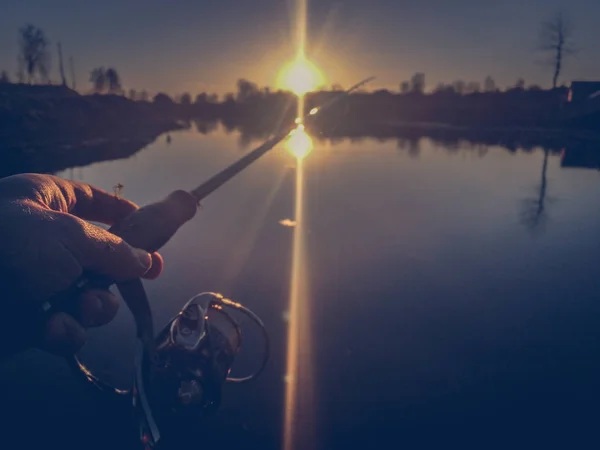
<box><xmin>54</xmin><ymin>212</ymin><xmax>153</xmax><ymax>281</ymax></box>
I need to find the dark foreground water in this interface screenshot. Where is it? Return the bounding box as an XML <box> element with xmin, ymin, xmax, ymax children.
<box><xmin>2</xmin><ymin>127</ymin><xmax>600</xmax><ymax>450</ymax></box>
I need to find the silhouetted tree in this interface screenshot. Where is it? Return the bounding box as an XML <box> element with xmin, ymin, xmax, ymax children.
<box><xmin>515</xmin><ymin>78</ymin><xmax>526</xmax><ymax>90</ymax></box>
<box><xmin>180</xmin><ymin>92</ymin><xmax>192</xmax><ymax>106</ymax></box>
<box><xmin>400</xmin><ymin>81</ymin><xmax>410</xmax><ymax>94</ymax></box>
<box><xmin>529</xmin><ymin>84</ymin><xmax>542</xmax><ymax>91</ymax></box>
<box><xmin>128</xmin><ymin>89</ymin><xmax>137</xmax><ymax>100</ymax></box>
<box><xmin>237</xmin><ymin>79</ymin><xmax>260</xmax><ymax>101</ymax></box>
<box><xmin>195</xmin><ymin>93</ymin><xmax>208</xmax><ymax>104</ymax></box>
<box><xmin>410</xmin><ymin>73</ymin><xmax>425</xmax><ymax>93</ymax></box>
<box><xmin>57</xmin><ymin>42</ymin><xmax>66</xmax><ymax>86</ymax></box>
<box><xmin>153</xmin><ymin>92</ymin><xmax>174</xmax><ymax>108</ymax></box>
<box><xmin>105</xmin><ymin>68</ymin><xmax>122</xmax><ymax>94</ymax></box>
<box><xmin>452</xmin><ymin>80</ymin><xmax>466</xmax><ymax>95</ymax></box>
<box><xmin>18</xmin><ymin>24</ymin><xmax>51</xmax><ymax>84</ymax></box>
<box><xmin>331</xmin><ymin>83</ymin><xmax>343</xmax><ymax>91</ymax></box>
<box><xmin>466</xmin><ymin>82</ymin><xmax>481</xmax><ymax>93</ymax></box>
<box><xmin>0</xmin><ymin>71</ymin><xmax>10</xmax><ymax>84</ymax></box>
<box><xmin>207</xmin><ymin>93</ymin><xmax>218</xmax><ymax>103</ymax></box>
<box><xmin>138</xmin><ymin>90</ymin><xmax>149</xmax><ymax>101</ymax></box>
<box><xmin>484</xmin><ymin>76</ymin><xmax>496</xmax><ymax>92</ymax></box>
<box><xmin>90</xmin><ymin>67</ymin><xmax>107</xmax><ymax>93</ymax></box>
<box><xmin>539</xmin><ymin>11</ymin><xmax>576</xmax><ymax>89</ymax></box>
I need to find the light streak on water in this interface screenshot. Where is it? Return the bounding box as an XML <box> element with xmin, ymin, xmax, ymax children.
<box><xmin>282</xmin><ymin>153</ymin><xmax>313</xmax><ymax>450</ymax></box>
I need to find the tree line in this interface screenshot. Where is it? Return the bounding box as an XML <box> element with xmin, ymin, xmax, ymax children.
<box><xmin>0</xmin><ymin>9</ymin><xmax>577</xmax><ymax>99</ymax></box>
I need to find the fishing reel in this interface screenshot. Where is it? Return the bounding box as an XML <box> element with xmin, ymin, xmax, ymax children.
<box><xmin>70</xmin><ymin>292</ymin><xmax>269</xmax><ymax>449</ymax></box>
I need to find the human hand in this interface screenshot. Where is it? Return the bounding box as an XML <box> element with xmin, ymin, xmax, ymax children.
<box><xmin>0</xmin><ymin>173</ymin><xmax>163</xmax><ymax>357</ymax></box>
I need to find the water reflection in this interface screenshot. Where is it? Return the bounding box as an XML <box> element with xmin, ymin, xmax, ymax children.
<box><xmin>283</xmin><ymin>119</ymin><xmax>314</xmax><ymax>450</ymax></box>
<box><xmin>284</xmin><ymin>125</ymin><xmax>313</xmax><ymax>160</ymax></box>
<box><xmin>4</xmin><ymin>121</ymin><xmax>600</xmax><ymax>450</ymax></box>
<box><xmin>521</xmin><ymin>149</ymin><xmax>551</xmax><ymax>231</ymax></box>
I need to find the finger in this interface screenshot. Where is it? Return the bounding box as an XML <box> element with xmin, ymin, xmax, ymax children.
<box><xmin>65</xmin><ymin>180</ymin><xmax>139</xmax><ymax>225</ymax></box>
<box><xmin>42</xmin><ymin>312</ymin><xmax>86</xmax><ymax>356</ymax></box>
<box><xmin>0</xmin><ymin>174</ymin><xmax>139</xmax><ymax>225</ymax></box>
<box><xmin>54</xmin><ymin>212</ymin><xmax>153</xmax><ymax>281</ymax></box>
<box><xmin>143</xmin><ymin>252</ymin><xmax>164</xmax><ymax>280</ymax></box>
<box><xmin>77</xmin><ymin>289</ymin><xmax>120</xmax><ymax>328</ymax></box>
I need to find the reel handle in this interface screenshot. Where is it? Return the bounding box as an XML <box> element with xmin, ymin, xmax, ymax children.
<box><xmin>38</xmin><ymin>190</ymin><xmax>199</xmax><ymax>321</ymax></box>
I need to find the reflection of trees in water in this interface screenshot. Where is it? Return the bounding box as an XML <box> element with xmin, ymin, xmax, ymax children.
<box><xmin>192</xmin><ymin>119</ymin><xmax>218</xmax><ymax>135</ymax></box>
<box><xmin>0</xmin><ymin>137</ymin><xmax>158</xmax><ymax>179</ymax></box>
<box><xmin>521</xmin><ymin>148</ymin><xmax>551</xmax><ymax>231</ymax></box>
<box><xmin>396</xmin><ymin>137</ymin><xmax>421</xmax><ymax>158</ymax></box>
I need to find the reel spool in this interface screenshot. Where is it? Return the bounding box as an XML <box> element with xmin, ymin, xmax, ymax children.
<box><xmin>70</xmin><ymin>292</ymin><xmax>269</xmax><ymax>449</ymax></box>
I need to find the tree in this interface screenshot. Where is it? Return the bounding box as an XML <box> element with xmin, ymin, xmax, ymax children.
<box><xmin>466</xmin><ymin>82</ymin><xmax>481</xmax><ymax>94</ymax></box>
<box><xmin>18</xmin><ymin>24</ymin><xmax>51</xmax><ymax>84</ymax></box>
<box><xmin>57</xmin><ymin>42</ymin><xmax>66</xmax><ymax>86</ymax></box>
<box><xmin>138</xmin><ymin>90</ymin><xmax>149</xmax><ymax>101</ymax></box>
<box><xmin>90</xmin><ymin>67</ymin><xmax>107</xmax><ymax>93</ymax></box>
<box><xmin>515</xmin><ymin>78</ymin><xmax>526</xmax><ymax>90</ymax></box>
<box><xmin>105</xmin><ymin>68</ymin><xmax>122</xmax><ymax>94</ymax></box>
<box><xmin>410</xmin><ymin>73</ymin><xmax>425</xmax><ymax>93</ymax></box>
<box><xmin>484</xmin><ymin>76</ymin><xmax>496</xmax><ymax>92</ymax></box>
<box><xmin>195</xmin><ymin>93</ymin><xmax>208</xmax><ymax>104</ymax></box>
<box><xmin>452</xmin><ymin>80</ymin><xmax>466</xmax><ymax>95</ymax></box>
<box><xmin>153</xmin><ymin>92</ymin><xmax>174</xmax><ymax>108</ymax></box>
<box><xmin>180</xmin><ymin>92</ymin><xmax>192</xmax><ymax>106</ymax></box>
<box><xmin>128</xmin><ymin>89</ymin><xmax>137</xmax><ymax>100</ymax></box>
<box><xmin>400</xmin><ymin>81</ymin><xmax>410</xmax><ymax>94</ymax></box>
<box><xmin>206</xmin><ymin>93</ymin><xmax>218</xmax><ymax>103</ymax></box>
<box><xmin>0</xmin><ymin>71</ymin><xmax>10</xmax><ymax>84</ymax></box>
<box><xmin>539</xmin><ymin>11</ymin><xmax>576</xmax><ymax>89</ymax></box>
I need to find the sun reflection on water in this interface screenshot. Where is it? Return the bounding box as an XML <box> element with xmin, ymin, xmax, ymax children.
<box><xmin>285</xmin><ymin>124</ymin><xmax>314</xmax><ymax>160</ymax></box>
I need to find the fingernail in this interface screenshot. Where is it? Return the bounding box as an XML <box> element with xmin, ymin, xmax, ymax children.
<box><xmin>134</xmin><ymin>248</ymin><xmax>152</xmax><ymax>272</ymax></box>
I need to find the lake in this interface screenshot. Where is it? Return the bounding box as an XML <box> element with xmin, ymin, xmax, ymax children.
<box><xmin>2</xmin><ymin>126</ymin><xmax>600</xmax><ymax>450</ymax></box>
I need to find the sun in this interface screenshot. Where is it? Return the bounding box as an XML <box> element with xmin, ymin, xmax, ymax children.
<box><xmin>277</xmin><ymin>56</ymin><xmax>325</xmax><ymax>96</ymax></box>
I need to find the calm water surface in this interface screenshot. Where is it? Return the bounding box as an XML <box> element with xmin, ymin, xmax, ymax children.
<box><xmin>2</xmin><ymin>127</ymin><xmax>600</xmax><ymax>449</ymax></box>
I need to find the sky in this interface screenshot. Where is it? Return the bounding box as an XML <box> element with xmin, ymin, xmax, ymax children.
<box><xmin>1</xmin><ymin>0</ymin><xmax>599</xmax><ymax>96</ymax></box>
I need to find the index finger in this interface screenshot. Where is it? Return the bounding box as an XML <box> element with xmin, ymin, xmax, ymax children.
<box><xmin>59</xmin><ymin>178</ymin><xmax>139</xmax><ymax>225</ymax></box>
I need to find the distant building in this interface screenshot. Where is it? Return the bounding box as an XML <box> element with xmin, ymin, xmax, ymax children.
<box><xmin>568</xmin><ymin>81</ymin><xmax>600</xmax><ymax>103</ymax></box>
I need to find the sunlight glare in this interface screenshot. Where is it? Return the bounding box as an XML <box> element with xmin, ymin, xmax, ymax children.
<box><xmin>277</xmin><ymin>56</ymin><xmax>325</xmax><ymax>96</ymax></box>
<box><xmin>285</xmin><ymin>125</ymin><xmax>313</xmax><ymax>160</ymax></box>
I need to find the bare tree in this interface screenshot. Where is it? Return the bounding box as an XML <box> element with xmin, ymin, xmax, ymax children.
<box><xmin>18</xmin><ymin>24</ymin><xmax>51</xmax><ymax>84</ymax></box>
<box><xmin>57</xmin><ymin>42</ymin><xmax>66</xmax><ymax>86</ymax></box>
<box><xmin>539</xmin><ymin>11</ymin><xmax>576</xmax><ymax>89</ymax></box>
<box><xmin>69</xmin><ymin>56</ymin><xmax>76</xmax><ymax>90</ymax></box>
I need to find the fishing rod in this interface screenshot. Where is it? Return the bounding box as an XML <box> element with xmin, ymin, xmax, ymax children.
<box><xmin>38</xmin><ymin>75</ymin><xmax>375</xmax><ymax>339</ymax></box>
<box><xmin>37</xmin><ymin>76</ymin><xmax>375</xmax><ymax>449</ymax></box>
